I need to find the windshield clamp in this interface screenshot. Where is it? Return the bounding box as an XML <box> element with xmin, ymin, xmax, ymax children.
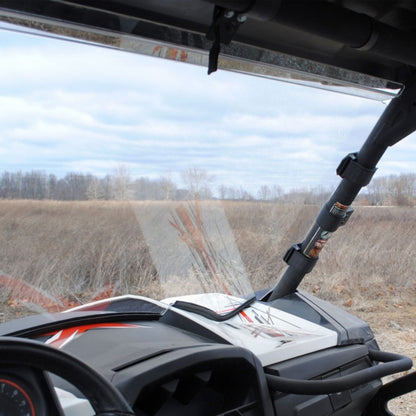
<box><xmin>336</xmin><ymin>152</ymin><xmax>376</xmax><ymax>187</ymax></box>
<box><xmin>316</xmin><ymin>203</ymin><xmax>354</xmax><ymax>231</ymax></box>
<box><xmin>284</xmin><ymin>244</ymin><xmax>318</xmax><ymax>272</ymax></box>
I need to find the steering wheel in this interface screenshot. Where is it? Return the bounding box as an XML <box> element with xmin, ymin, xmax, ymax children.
<box><xmin>0</xmin><ymin>336</ymin><xmax>135</xmax><ymax>416</ymax></box>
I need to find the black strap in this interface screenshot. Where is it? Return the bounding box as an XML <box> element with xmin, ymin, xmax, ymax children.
<box><xmin>208</xmin><ymin>28</ymin><xmax>221</xmax><ymax>74</ymax></box>
<box><xmin>283</xmin><ymin>244</ymin><xmax>318</xmax><ymax>273</ymax></box>
<box><xmin>206</xmin><ymin>6</ymin><xmax>246</xmax><ymax>74</ymax></box>
<box><xmin>337</xmin><ymin>152</ymin><xmax>377</xmax><ymax>186</ymax></box>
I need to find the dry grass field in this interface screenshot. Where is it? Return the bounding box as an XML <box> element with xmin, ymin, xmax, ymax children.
<box><xmin>0</xmin><ymin>199</ymin><xmax>415</xmax><ymax>412</ymax></box>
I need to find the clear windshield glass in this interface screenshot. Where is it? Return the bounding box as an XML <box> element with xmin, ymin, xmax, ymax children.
<box><xmin>0</xmin><ymin>22</ymin><xmax>400</xmax><ymax>323</ymax></box>
<box><xmin>136</xmin><ymin>200</ymin><xmax>252</xmax><ymax>297</ymax></box>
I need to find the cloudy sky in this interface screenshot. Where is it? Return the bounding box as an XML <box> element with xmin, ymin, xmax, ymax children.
<box><xmin>0</xmin><ymin>25</ymin><xmax>415</xmax><ymax>195</ymax></box>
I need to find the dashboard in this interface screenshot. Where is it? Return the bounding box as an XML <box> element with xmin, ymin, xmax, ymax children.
<box><xmin>0</xmin><ymin>296</ymin><xmax>412</xmax><ymax>416</ymax></box>
<box><xmin>0</xmin><ymin>311</ymin><xmax>274</xmax><ymax>416</ymax></box>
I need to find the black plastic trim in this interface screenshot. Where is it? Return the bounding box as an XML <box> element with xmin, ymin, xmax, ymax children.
<box><xmin>266</xmin><ymin>350</ymin><xmax>412</xmax><ymax>395</ymax></box>
<box><xmin>266</xmin><ymin>344</ymin><xmax>369</xmax><ymax>379</ymax></box>
<box><xmin>0</xmin><ymin>311</ymin><xmax>161</xmax><ymax>338</ymax></box>
<box><xmin>172</xmin><ymin>296</ymin><xmax>256</xmax><ymax>322</ymax></box>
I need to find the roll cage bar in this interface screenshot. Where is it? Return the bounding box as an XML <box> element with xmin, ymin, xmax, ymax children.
<box><xmin>265</xmin><ymin>73</ymin><xmax>416</xmax><ymax>300</ymax></box>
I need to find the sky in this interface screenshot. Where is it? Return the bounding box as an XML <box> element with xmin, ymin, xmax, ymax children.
<box><xmin>0</xmin><ymin>25</ymin><xmax>415</xmax><ymax>195</ymax></box>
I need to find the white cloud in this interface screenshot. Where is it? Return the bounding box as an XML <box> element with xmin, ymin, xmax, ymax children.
<box><xmin>0</xmin><ymin>28</ymin><xmax>414</xmax><ymax>194</ymax></box>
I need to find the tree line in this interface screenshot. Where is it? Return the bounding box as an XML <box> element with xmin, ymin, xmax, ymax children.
<box><xmin>0</xmin><ymin>169</ymin><xmax>414</xmax><ymax>205</ymax></box>
<box><xmin>363</xmin><ymin>173</ymin><xmax>416</xmax><ymax>206</ymax></box>
<box><xmin>0</xmin><ymin>168</ymin><xmax>332</xmax><ymax>203</ymax></box>
<box><xmin>0</xmin><ymin>170</ymin><xmax>181</xmax><ymax>201</ymax></box>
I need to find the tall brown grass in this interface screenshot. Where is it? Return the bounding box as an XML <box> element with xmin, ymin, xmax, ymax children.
<box><xmin>0</xmin><ymin>200</ymin><xmax>415</xmax><ymax>308</ymax></box>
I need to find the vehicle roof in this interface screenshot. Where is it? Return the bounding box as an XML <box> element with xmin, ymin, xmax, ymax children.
<box><xmin>1</xmin><ymin>1</ymin><xmax>415</xmax><ymax>99</ymax></box>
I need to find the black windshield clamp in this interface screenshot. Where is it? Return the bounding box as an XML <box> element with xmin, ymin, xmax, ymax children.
<box><xmin>316</xmin><ymin>202</ymin><xmax>354</xmax><ymax>231</ymax></box>
<box><xmin>336</xmin><ymin>152</ymin><xmax>377</xmax><ymax>187</ymax></box>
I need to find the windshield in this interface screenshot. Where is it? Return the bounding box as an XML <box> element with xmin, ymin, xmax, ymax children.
<box><xmin>0</xmin><ymin>24</ymin><xmax>415</xmax><ymax>324</ymax></box>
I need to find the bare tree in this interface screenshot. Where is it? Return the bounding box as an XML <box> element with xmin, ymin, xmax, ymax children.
<box><xmin>257</xmin><ymin>185</ymin><xmax>271</xmax><ymax>201</ymax></box>
<box><xmin>86</xmin><ymin>176</ymin><xmax>105</xmax><ymax>200</ymax></box>
<box><xmin>218</xmin><ymin>184</ymin><xmax>227</xmax><ymax>200</ymax></box>
<box><xmin>181</xmin><ymin>167</ymin><xmax>215</xmax><ymax>199</ymax></box>
<box><xmin>237</xmin><ymin>187</ymin><xmax>254</xmax><ymax>201</ymax></box>
<box><xmin>271</xmin><ymin>184</ymin><xmax>284</xmax><ymax>201</ymax></box>
<box><xmin>366</xmin><ymin>176</ymin><xmax>389</xmax><ymax>205</ymax></box>
<box><xmin>388</xmin><ymin>173</ymin><xmax>416</xmax><ymax>206</ymax></box>
<box><xmin>112</xmin><ymin>164</ymin><xmax>132</xmax><ymax>200</ymax></box>
<box><xmin>47</xmin><ymin>174</ymin><xmax>58</xmax><ymax>199</ymax></box>
<box><xmin>366</xmin><ymin>174</ymin><xmax>416</xmax><ymax>206</ymax></box>
<box><xmin>159</xmin><ymin>176</ymin><xmax>177</xmax><ymax>200</ymax></box>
